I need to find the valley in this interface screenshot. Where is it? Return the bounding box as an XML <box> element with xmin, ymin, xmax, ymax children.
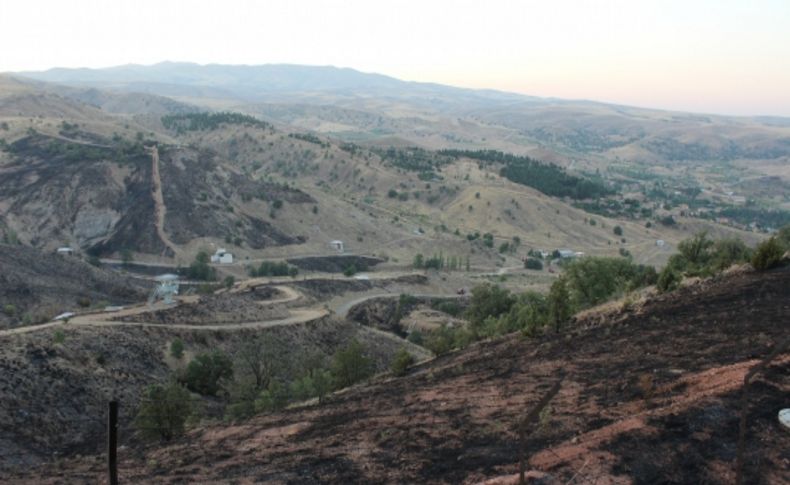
<box><xmin>0</xmin><ymin>63</ymin><xmax>788</xmax><ymax>484</ymax></box>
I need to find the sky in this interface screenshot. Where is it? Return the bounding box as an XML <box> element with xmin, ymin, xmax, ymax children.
<box><xmin>2</xmin><ymin>0</ymin><xmax>789</xmax><ymax>116</ymax></box>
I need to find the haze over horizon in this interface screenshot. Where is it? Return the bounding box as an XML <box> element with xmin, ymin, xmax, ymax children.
<box><xmin>3</xmin><ymin>0</ymin><xmax>790</xmax><ymax>117</ymax></box>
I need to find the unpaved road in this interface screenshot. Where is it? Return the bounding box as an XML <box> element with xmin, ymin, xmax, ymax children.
<box><xmin>0</xmin><ymin>286</ymin><xmax>319</xmax><ymax>337</ymax></box>
<box><xmin>148</xmin><ymin>145</ymin><xmax>179</xmax><ymax>258</ymax></box>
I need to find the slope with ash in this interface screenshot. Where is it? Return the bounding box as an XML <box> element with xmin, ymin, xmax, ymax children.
<box><xmin>0</xmin><ymin>244</ymin><xmax>148</xmax><ymax>328</ymax></box>
<box><xmin>27</xmin><ymin>265</ymin><xmax>787</xmax><ymax>484</ymax></box>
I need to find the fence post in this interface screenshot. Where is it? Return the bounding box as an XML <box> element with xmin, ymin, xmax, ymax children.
<box><xmin>108</xmin><ymin>400</ymin><xmax>118</xmax><ymax>485</ymax></box>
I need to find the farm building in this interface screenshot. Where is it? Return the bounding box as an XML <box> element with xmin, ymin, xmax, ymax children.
<box><xmin>210</xmin><ymin>248</ymin><xmax>233</xmax><ymax>264</ymax></box>
<box><xmin>329</xmin><ymin>240</ymin><xmax>345</xmax><ymax>253</ymax></box>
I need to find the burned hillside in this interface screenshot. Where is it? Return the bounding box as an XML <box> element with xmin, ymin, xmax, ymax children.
<box><xmin>15</xmin><ymin>265</ymin><xmax>786</xmax><ymax>484</ymax></box>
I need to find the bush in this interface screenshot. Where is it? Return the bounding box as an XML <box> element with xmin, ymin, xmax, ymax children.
<box><xmin>433</xmin><ymin>300</ymin><xmax>462</xmax><ymax>317</ymax></box>
<box><xmin>407</xmin><ymin>330</ymin><xmax>423</xmax><ymax>345</ymax></box>
<box><xmin>343</xmin><ymin>264</ymin><xmax>358</xmax><ymax>277</ymax></box>
<box><xmin>562</xmin><ymin>257</ymin><xmax>657</xmax><ymax>309</ymax></box>
<box><xmin>134</xmin><ymin>381</ymin><xmax>193</xmax><ymax>441</ymax></box>
<box><xmin>186</xmin><ymin>251</ymin><xmax>216</xmax><ymax>281</ymax></box>
<box><xmin>613</xmin><ymin>225</ymin><xmax>623</xmax><ymax>236</ymax></box>
<box><xmin>656</xmin><ymin>266</ymin><xmax>682</xmax><ymax>293</ymax></box>
<box><xmin>223</xmin><ymin>275</ymin><xmax>235</xmax><ymax>289</ymax></box>
<box><xmin>170</xmin><ymin>339</ymin><xmax>185</xmax><ymax>359</ymax></box>
<box><xmin>3</xmin><ymin>304</ymin><xmax>16</xmax><ymax>317</ymax></box>
<box><xmin>525</xmin><ymin>258</ymin><xmax>543</xmax><ymax>270</ymax></box>
<box><xmin>184</xmin><ymin>350</ymin><xmax>234</xmax><ymax>396</ymax></box>
<box><xmin>331</xmin><ymin>339</ymin><xmax>374</xmax><ymax>388</ymax></box>
<box><xmin>751</xmin><ymin>237</ymin><xmax>785</xmax><ymax>271</ymax></box>
<box><xmin>225</xmin><ymin>379</ymin><xmax>259</xmax><ymax>421</ymax></box>
<box><xmin>547</xmin><ymin>278</ymin><xmax>571</xmax><ymax>332</ymax></box>
<box><xmin>466</xmin><ymin>284</ymin><xmax>515</xmax><ymax>333</ymax></box>
<box><xmin>254</xmin><ymin>380</ymin><xmax>290</xmax><ymax>413</ymax></box>
<box><xmin>391</xmin><ymin>347</ymin><xmax>415</xmax><ymax>377</ymax></box>
<box><xmin>53</xmin><ymin>330</ymin><xmax>66</xmax><ymax>344</ymax></box>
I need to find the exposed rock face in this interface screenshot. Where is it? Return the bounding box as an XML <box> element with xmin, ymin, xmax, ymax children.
<box><xmin>72</xmin><ymin>208</ymin><xmax>119</xmax><ymax>247</ymax></box>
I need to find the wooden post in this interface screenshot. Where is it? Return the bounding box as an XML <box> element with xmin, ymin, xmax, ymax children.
<box><xmin>108</xmin><ymin>400</ymin><xmax>118</xmax><ymax>485</ymax></box>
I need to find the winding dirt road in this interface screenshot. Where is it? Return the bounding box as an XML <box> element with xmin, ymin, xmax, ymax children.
<box><xmin>0</xmin><ymin>286</ymin><xmax>322</xmax><ymax>337</ymax></box>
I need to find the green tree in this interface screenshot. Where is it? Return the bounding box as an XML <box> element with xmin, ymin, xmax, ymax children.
<box><xmin>613</xmin><ymin>225</ymin><xmax>623</xmax><ymax>236</ymax></box>
<box><xmin>710</xmin><ymin>238</ymin><xmax>751</xmax><ymax>271</ymax></box>
<box><xmin>187</xmin><ymin>251</ymin><xmax>216</xmax><ymax>281</ymax></box>
<box><xmin>548</xmin><ymin>278</ymin><xmax>572</xmax><ymax>333</ymax></box>
<box><xmin>331</xmin><ymin>339</ymin><xmax>374</xmax><ymax>388</ymax></box>
<box><xmin>170</xmin><ymin>338</ymin><xmax>185</xmax><ymax>359</ymax></box>
<box><xmin>390</xmin><ymin>347</ymin><xmax>415</xmax><ymax>376</ymax></box>
<box><xmin>525</xmin><ymin>258</ymin><xmax>543</xmax><ymax>270</ymax></box>
<box><xmin>223</xmin><ymin>275</ymin><xmax>235</xmax><ymax>289</ymax></box>
<box><xmin>465</xmin><ymin>284</ymin><xmax>515</xmax><ymax>334</ymax></box>
<box><xmin>236</xmin><ymin>336</ymin><xmax>277</xmax><ymax>390</ymax></box>
<box><xmin>657</xmin><ymin>266</ymin><xmax>682</xmax><ymax>293</ymax></box>
<box><xmin>134</xmin><ymin>381</ymin><xmax>193</xmax><ymax>441</ymax></box>
<box><xmin>752</xmin><ymin>236</ymin><xmax>785</xmax><ymax>271</ymax></box>
<box><xmin>184</xmin><ymin>350</ymin><xmax>234</xmax><ymax>396</ymax></box>
<box><xmin>413</xmin><ymin>253</ymin><xmax>424</xmax><ymax>269</ymax></box>
<box><xmin>255</xmin><ymin>380</ymin><xmax>290</xmax><ymax>412</ymax></box>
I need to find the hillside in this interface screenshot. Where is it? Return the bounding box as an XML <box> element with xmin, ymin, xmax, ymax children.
<box><xmin>0</xmin><ymin>244</ymin><xmax>147</xmax><ymax>329</ymax></box>
<box><xmin>9</xmin><ymin>265</ymin><xmax>788</xmax><ymax>484</ymax></box>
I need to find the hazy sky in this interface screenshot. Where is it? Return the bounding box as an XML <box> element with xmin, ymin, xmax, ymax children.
<box><xmin>2</xmin><ymin>0</ymin><xmax>790</xmax><ymax>116</ymax></box>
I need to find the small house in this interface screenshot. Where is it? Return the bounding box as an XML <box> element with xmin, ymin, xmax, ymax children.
<box><xmin>558</xmin><ymin>249</ymin><xmax>576</xmax><ymax>259</ymax></box>
<box><xmin>210</xmin><ymin>248</ymin><xmax>233</xmax><ymax>264</ymax></box>
<box><xmin>329</xmin><ymin>240</ymin><xmax>344</xmax><ymax>253</ymax></box>
<box><xmin>656</xmin><ymin>239</ymin><xmax>666</xmax><ymax>247</ymax></box>
<box><xmin>56</xmin><ymin>247</ymin><xmax>74</xmax><ymax>256</ymax></box>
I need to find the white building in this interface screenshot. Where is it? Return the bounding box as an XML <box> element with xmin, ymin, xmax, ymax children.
<box><xmin>558</xmin><ymin>249</ymin><xmax>576</xmax><ymax>259</ymax></box>
<box><xmin>56</xmin><ymin>247</ymin><xmax>74</xmax><ymax>256</ymax></box>
<box><xmin>656</xmin><ymin>239</ymin><xmax>666</xmax><ymax>247</ymax></box>
<box><xmin>210</xmin><ymin>248</ymin><xmax>233</xmax><ymax>264</ymax></box>
<box><xmin>329</xmin><ymin>240</ymin><xmax>344</xmax><ymax>253</ymax></box>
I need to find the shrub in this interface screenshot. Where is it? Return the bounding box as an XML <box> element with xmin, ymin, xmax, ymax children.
<box><xmin>134</xmin><ymin>381</ymin><xmax>193</xmax><ymax>441</ymax></box>
<box><xmin>547</xmin><ymin>278</ymin><xmax>572</xmax><ymax>332</ymax></box>
<box><xmin>424</xmin><ymin>325</ymin><xmax>455</xmax><ymax>356</ymax></box>
<box><xmin>656</xmin><ymin>266</ymin><xmax>682</xmax><ymax>293</ymax></box>
<box><xmin>433</xmin><ymin>300</ymin><xmax>462</xmax><ymax>317</ymax></box>
<box><xmin>170</xmin><ymin>339</ymin><xmax>185</xmax><ymax>359</ymax></box>
<box><xmin>223</xmin><ymin>275</ymin><xmax>235</xmax><ymax>289</ymax></box>
<box><xmin>466</xmin><ymin>284</ymin><xmax>515</xmax><ymax>333</ymax></box>
<box><xmin>407</xmin><ymin>330</ymin><xmax>423</xmax><ymax>345</ymax></box>
<box><xmin>53</xmin><ymin>330</ymin><xmax>66</xmax><ymax>344</ymax></box>
<box><xmin>751</xmin><ymin>237</ymin><xmax>785</xmax><ymax>271</ymax></box>
<box><xmin>184</xmin><ymin>350</ymin><xmax>234</xmax><ymax>396</ymax></box>
<box><xmin>343</xmin><ymin>264</ymin><xmax>358</xmax><ymax>277</ymax></box>
<box><xmin>3</xmin><ymin>304</ymin><xmax>16</xmax><ymax>317</ymax></box>
<box><xmin>613</xmin><ymin>225</ymin><xmax>623</xmax><ymax>236</ymax></box>
<box><xmin>331</xmin><ymin>339</ymin><xmax>374</xmax><ymax>388</ymax></box>
<box><xmin>391</xmin><ymin>348</ymin><xmax>415</xmax><ymax>377</ymax></box>
<box><xmin>254</xmin><ymin>380</ymin><xmax>290</xmax><ymax>412</ymax></box>
<box><xmin>225</xmin><ymin>379</ymin><xmax>259</xmax><ymax>421</ymax></box>
<box><xmin>525</xmin><ymin>258</ymin><xmax>543</xmax><ymax>270</ymax></box>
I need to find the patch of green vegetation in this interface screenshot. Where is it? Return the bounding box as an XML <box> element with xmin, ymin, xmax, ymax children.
<box><xmin>441</xmin><ymin>149</ymin><xmax>613</xmax><ymax>200</ymax></box>
<box><xmin>161</xmin><ymin>112</ymin><xmax>270</xmax><ymax>133</ymax></box>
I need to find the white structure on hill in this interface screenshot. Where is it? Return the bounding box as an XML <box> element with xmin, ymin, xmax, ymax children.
<box><xmin>56</xmin><ymin>247</ymin><xmax>74</xmax><ymax>256</ymax></box>
<box><xmin>211</xmin><ymin>248</ymin><xmax>233</xmax><ymax>264</ymax></box>
<box><xmin>558</xmin><ymin>249</ymin><xmax>576</xmax><ymax>259</ymax></box>
<box><xmin>329</xmin><ymin>240</ymin><xmax>345</xmax><ymax>253</ymax></box>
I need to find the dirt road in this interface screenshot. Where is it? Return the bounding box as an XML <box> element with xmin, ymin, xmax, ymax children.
<box><xmin>148</xmin><ymin>145</ymin><xmax>179</xmax><ymax>258</ymax></box>
<box><xmin>0</xmin><ymin>286</ymin><xmax>320</xmax><ymax>337</ymax></box>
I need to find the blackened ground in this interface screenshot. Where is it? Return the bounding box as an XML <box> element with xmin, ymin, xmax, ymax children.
<box><xmin>9</xmin><ymin>265</ymin><xmax>790</xmax><ymax>484</ymax></box>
